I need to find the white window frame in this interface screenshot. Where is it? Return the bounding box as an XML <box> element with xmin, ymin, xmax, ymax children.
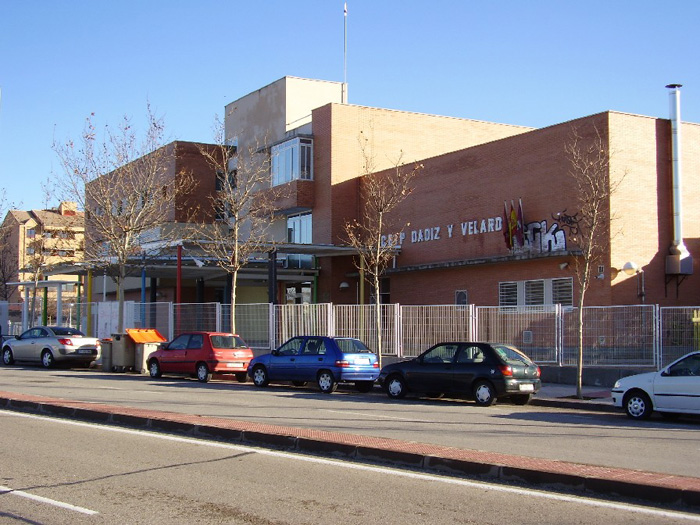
<box><xmin>499</xmin><ymin>277</ymin><xmax>573</xmax><ymax>307</ymax></box>
<box><xmin>271</xmin><ymin>137</ymin><xmax>313</xmax><ymax>186</ymax></box>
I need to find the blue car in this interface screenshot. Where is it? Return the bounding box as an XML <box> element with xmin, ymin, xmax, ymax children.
<box><xmin>248</xmin><ymin>336</ymin><xmax>380</xmax><ymax>393</ymax></box>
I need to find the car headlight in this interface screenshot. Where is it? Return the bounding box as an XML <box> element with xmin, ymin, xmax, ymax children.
<box><xmin>613</xmin><ymin>380</ymin><xmax>620</xmax><ymax>389</ymax></box>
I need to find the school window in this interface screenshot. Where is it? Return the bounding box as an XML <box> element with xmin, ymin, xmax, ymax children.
<box><xmin>215</xmin><ymin>169</ymin><xmax>237</xmax><ymax>191</ymax></box>
<box><xmin>499</xmin><ymin>278</ymin><xmax>573</xmax><ymax>307</ymax></box>
<box><xmin>285</xmin><ymin>213</ymin><xmax>313</xmax><ymax>269</ymax></box>
<box><xmin>455</xmin><ymin>290</ymin><xmax>468</xmax><ymax>306</ymax></box>
<box><xmin>524</xmin><ymin>280</ymin><xmax>545</xmax><ymax>306</ymax></box>
<box><xmin>498</xmin><ymin>282</ymin><xmax>518</xmax><ymax>307</ymax></box>
<box><xmin>271</xmin><ymin>137</ymin><xmax>313</xmax><ymax>186</ymax></box>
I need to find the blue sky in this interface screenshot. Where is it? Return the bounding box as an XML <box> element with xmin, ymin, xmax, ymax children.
<box><xmin>2</xmin><ymin>0</ymin><xmax>699</xmax><ymax>211</ymax></box>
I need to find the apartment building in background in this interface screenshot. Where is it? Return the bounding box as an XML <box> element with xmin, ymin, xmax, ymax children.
<box><xmin>1</xmin><ymin>201</ymin><xmax>85</xmax><ymax>310</ymax></box>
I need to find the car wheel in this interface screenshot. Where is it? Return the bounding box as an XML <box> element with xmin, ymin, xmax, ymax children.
<box><xmin>355</xmin><ymin>381</ymin><xmax>374</xmax><ymax>393</ymax></box>
<box><xmin>317</xmin><ymin>370</ymin><xmax>337</xmax><ymax>393</ymax></box>
<box><xmin>235</xmin><ymin>372</ymin><xmax>248</xmax><ymax>383</ymax></box>
<box><xmin>196</xmin><ymin>362</ymin><xmax>212</xmax><ymax>383</ymax></box>
<box><xmin>292</xmin><ymin>381</ymin><xmax>308</xmax><ymax>387</ymax></box>
<box><xmin>511</xmin><ymin>394</ymin><xmax>531</xmax><ymax>405</ymax></box>
<box><xmin>623</xmin><ymin>390</ymin><xmax>653</xmax><ymax>420</ymax></box>
<box><xmin>41</xmin><ymin>350</ymin><xmax>54</xmax><ymax>369</ymax></box>
<box><xmin>385</xmin><ymin>375</ymin><xmax>407</xmax><ymax>399</ymax></box>
<box><xmin>2</xmin><ymin>347</ymin><xmax>14</xmax><ymax>366</ymax></box>
<box><xmin>149</xmin><ymin>359</ymin><xmax>162</xmax><ymax>378</ymax></box>
<box><xmin>252</xmin><ymin>365</ymin><xmax>269</xmax><ymax>387</ymax></box>
<box><xmin>473</xmin><ymin>381</ymin><xmax>496</xmax><ymax>406</ymax></box>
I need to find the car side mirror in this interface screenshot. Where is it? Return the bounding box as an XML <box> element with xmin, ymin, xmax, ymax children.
<box><xmin>271</xmin><ymin>349</ymin><xmax>279</xmax><ymax>356</ymax></box>
<box><xmin>660</xmin><ymin>369</ymin><xmax>670</xmax><ymax>377</ymax></box>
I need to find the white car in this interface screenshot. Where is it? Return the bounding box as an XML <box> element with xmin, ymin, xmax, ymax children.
<box><xmin>611</xmin><ymin>351</ymin><xmax>700</xmax><ymax>420</ymax></box>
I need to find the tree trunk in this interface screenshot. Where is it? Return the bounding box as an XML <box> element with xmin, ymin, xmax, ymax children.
<box><xmin>117</xmin><ymin>265</ymin><xmax>126</xmax><ymax>334</ymax></box>
<box><xmin>231</xmin><ymin>268</ymin><xmax>238</xmax><ymax>335</ymax></box>
<box><xmin>374</xmin><ymin>270</ymin><xmax>382</xmax><ymax>368</ymax></box>
<box><xmin>576</xmin><ymin>302</ymin><xmax>584</xmax><ymax>399</ymax></box>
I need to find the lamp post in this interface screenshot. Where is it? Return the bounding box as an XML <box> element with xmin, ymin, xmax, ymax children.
<box><xmin>622</xmin><ymin>261</ymin><xmax>645</xmax><ymax>304</ymax></box>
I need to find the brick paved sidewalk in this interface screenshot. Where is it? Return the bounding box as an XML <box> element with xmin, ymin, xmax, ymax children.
<box><xmin>0</xmin><ymin>390</ymin><xmax>697</xmax><ymax>509</ymax></box>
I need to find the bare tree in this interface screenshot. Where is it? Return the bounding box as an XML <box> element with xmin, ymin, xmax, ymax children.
<box><xmin>194</xmin><ymin>117</ymin><xmax>279</xmax><ymax>334</ymax></box>
<box><xmin>344</xmin><ymin>136</ymin><xmax>422</xmax><ymax>365</ymax></box>
<box><xmin>54</xmin><ymin>107</ymin><xmax>198</xmax><ymax>333</ymax></box>
<box><xmin>564</xmin><ymin>125</ymin><xmax>624</xmax><ymax>398</ymax></box>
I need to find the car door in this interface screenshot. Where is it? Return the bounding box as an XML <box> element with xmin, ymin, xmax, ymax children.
<box><xmin>295</xmin><ymin>337</ymin><xmax>333</xmax><ymax>382</ymax></box>
<box><xmin>653</xmin><ymin>353</ymin><xmax>700</xmax><ymax>413</ymax></box>
<box><xmin>267</xmin><ymin>337</ymin><xmax>304</xmax><ymax>381</ymax></box>
<box><xmin>451</xmin><ymin>344</ymin><xmax>492</xmax><ymax>393</ymax></box>
<box><xmin>14</xmin><ymin>328</ymin><xmax>46</xmax><ymax>361</ymax></box>
<box><xmin>184</xmin><ymin>333</ymin><xmax>204</xmax><ymax>373</ymax></box>
<box><xmin>406</xmin><ymin>343</ymin><xmax>460</xmax><ymax>393</ymax></box>
<box><xmin>160</xmin><ymin>334</ymin><xmax>190</xmax><ymax>373</ymax></box>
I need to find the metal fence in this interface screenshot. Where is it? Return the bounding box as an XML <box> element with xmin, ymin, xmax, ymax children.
<box><xmin>3</xmin><ymin>299</ymin><xmax>699</xmax><ymax>370</ymax></box>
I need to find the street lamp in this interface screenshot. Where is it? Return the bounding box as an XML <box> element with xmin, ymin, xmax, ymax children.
<box><xmin>622</xmin><ymin>261</ymin><xmax>645</xmax><ymax>303</ymax></box>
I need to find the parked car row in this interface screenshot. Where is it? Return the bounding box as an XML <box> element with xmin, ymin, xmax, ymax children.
<box><xmin>0</xmin><ymin>326</ymin><xmax>543</xmax><ymax>406</ymax></box>
<box><xmin>5</xmin><ymin>326</ymin><xmax>698</xmax><ymax>418</ymax></box>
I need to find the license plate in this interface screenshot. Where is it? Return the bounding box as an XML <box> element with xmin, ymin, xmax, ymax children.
<box><xmin>519</xmin><ymin>383</ymin><xmax>534</xmax><ymax>392</ymax></box>
<box><xmin>354</xmin><ymin>358</ymin><xmax>370</xmax><ymax>365</ymax></box>
<box><xmin>227</xmin><ymin>362</ymin><xmax>243</xmax><ymax>368</ymax></box>
<box><xmin>78</xmin><ymin>349</ymin><xmax>93</xmax><ymax>355</ymax></box>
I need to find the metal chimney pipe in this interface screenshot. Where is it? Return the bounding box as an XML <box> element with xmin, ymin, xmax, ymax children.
<box><xmin>665</xmin><ymin>84</ymin><xmax>693</xmax><ymax>276</ymax></box>
<box><xmin>666</xmin><ymin>84</ymin><xmax>689</xmax><ymax>256</ymax></box>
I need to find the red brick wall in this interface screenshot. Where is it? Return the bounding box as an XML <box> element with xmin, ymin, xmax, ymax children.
<box><xmin>320</xmin><ymin>110</ymin><xmax>700</xmax><ymax>307</ymax></box>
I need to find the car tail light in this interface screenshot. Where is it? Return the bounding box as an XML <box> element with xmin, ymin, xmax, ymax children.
<box><xmin>58</xmin><ymin>338</ymin><xmax>74</xmax><ymax>346</ymax></box>
<box><xmin>536</xmin><ymin>366</ymin><xmax>541</xmax><ymax>377</ymax></box>
<box><xmin>335</xmin><ymin>360</ymin><xmax>350</xmax><ymax>368</ymax></box>
<box><xmin>498</xmin><ymin>364</ymin><xmax>513</xmax><ymax>376</ymax></box>
<box><xmin>373</xmin><ymin>362</ymin><xmax>379</xmax><ymax>368</ymax></box>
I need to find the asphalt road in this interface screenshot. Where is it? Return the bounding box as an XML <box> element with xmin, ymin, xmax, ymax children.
<box><xmin>1</xmin><ymin>366</ymin><xmax>699</xmax><ymax>478</ymax></box>
<box><xmin>2</xmin><ymin>410</ymin><xmax>699</xmax><ymax>525</ymax></box>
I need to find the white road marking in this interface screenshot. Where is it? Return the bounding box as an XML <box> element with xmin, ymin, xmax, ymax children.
<box><xmin>3</xmin><ymin>409</ymin><xmax>700</xmax><ymax>522</ymax></box>
<box><xmin>0</xmin><ymin>484</ymin><xmax>99</xmax><ymax>515</ymax></box>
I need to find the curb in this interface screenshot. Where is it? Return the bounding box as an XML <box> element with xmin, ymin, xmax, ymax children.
<box><xmin>1</xmin><ymin>392</ymin><xmax>698</xmax><ymax>509</ymax></box>
<box><xmin>530</xmin><ymin>397</ymin><xmax>617</xmax><ymax>413</ymax></box>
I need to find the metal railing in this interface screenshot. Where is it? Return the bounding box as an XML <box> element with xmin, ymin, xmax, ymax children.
<box><xmin>4</xmin><ymin>299</ymin><xmax>699</xmax><ymax>370</ymax></box>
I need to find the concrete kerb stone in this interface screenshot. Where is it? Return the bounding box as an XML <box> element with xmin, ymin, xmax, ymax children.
<box><xmin>1</xmin><ymin>392</ymin><xmax>698</xmax><ymax>509</ymax></box>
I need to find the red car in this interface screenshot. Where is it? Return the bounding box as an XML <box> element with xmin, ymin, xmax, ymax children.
<box><xmin>147</xmin><ymin>332</ymin><xmax>254</xmax><ymax>383</ymax></box>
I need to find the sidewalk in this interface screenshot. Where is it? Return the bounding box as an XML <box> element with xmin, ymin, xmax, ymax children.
<box><xmin>1</xmin><ymin>384</ymin><xmax>698</xmax><ymax>510</ymax></box>
<box><xmin>532</xmin><ymin>383</ymin><xmax>615</xmax><ymax>411</ymax></box>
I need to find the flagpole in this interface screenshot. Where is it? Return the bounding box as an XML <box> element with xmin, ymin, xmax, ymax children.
<box><xmin>343</xmin><ymin>2</ymin><xmax>348</xmax><ymax>103</ymax></box>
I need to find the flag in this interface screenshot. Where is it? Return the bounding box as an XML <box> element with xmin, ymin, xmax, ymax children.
<box><xmin>510</xmin><ymin>201</ymin><xmax>518</xmax><ymax>248</ymax></box>
<box><xmin>515</xmin><ymin>198</ymin><xmax>525</xmax><ymax>247</ymax></box>
<box><xmin>503</xmin><ymin>201</ymin><xmax>511</xmax><ymax>249</ymax></box>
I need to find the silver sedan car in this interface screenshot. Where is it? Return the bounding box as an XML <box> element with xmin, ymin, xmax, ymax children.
<box><xmin>2</xmin><ymin>326</ymin><xmax>101</xmax><ymax>368</ymax></box>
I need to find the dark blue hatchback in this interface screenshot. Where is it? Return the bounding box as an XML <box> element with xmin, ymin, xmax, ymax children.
<box><xmin>248</xmin><ymin>336</ymin><xmax>380</xmax><ymax>393</ymax></box>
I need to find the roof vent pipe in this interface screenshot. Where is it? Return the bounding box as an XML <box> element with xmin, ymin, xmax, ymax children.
<box><xmin>665</xmin><ymin>84</ymin><xmax>693</xmax><ymax>275</ymax></box>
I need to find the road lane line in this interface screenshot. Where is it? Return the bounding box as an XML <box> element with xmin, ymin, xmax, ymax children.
<box><xmin>4</xmin><ymin>410</ymin><xmax>700</xmax><ymax>522</ymax></box>
<box><xmin>0</xmin><ymin>485</ymin><xmax>99</xmax><ymax>515</ymax></box>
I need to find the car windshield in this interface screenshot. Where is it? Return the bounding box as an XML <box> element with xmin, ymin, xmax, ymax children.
<box><xmin>335</xmin><ymin>338</ymin><xmax>372</xmax><ymax>354</ymax></box>
<box><xmin>51</xmin><ymin>327</ymin><xmax>84</xmax><ymax>336</ymax></box>
<box><xmin>492</xmin><ymin>344</ymin><xmax>533</xmax><ymax>365</ymax></box>
<box><xmin>209</xmin><ymin>335</ymin><xmax>247</xmax><ymax>349</ymax></box>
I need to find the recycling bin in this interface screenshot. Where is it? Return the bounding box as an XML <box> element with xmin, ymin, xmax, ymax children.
<box><xmin>111</xmin><ymin>333</ymin><xmax>135</xmax><ymax>372</ymax></box>
<box><xmin>127</xmin><ymin>328</ymin><xmax>167</xmax><ymax>374</ymax></box>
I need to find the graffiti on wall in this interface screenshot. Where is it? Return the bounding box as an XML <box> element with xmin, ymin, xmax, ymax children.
<box><xmin>523</xmin><ymin>220</ymin><xmax>567</xmax><ymax>253</ymax></box>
